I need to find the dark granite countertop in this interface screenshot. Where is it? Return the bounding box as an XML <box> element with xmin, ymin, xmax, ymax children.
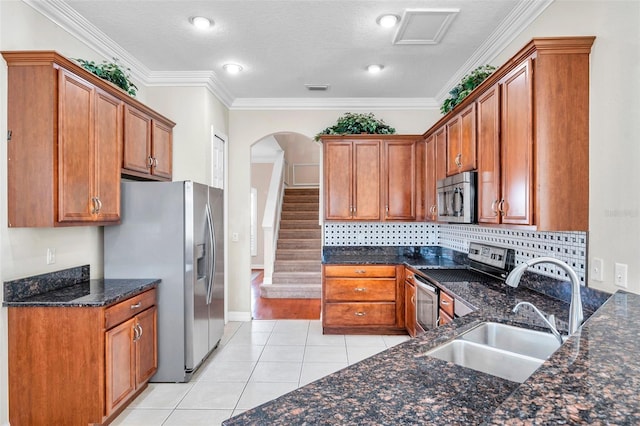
<box><xmin>225</xmin><ymin>251</ymin><xmax>638</xmax><ymax>425</ymax></box>
<box><xmin>3</xmin><ymin>265</ymin><xmax>159</xmax><ymax>307</ymax></box>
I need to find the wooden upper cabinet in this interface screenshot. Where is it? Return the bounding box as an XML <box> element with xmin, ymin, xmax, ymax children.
<box><xmin>424</xmin><ymin>135</ymin><xmax>437</xmax><ymax>221</ymax></box>
<box><xmin>476</xmin><ymin>85</ymin><xmax>501</xmax><ymax>224</ymax></box>
<box><xmin>123</xmin><ymin>106</ymin><xmax>173</xmax><ymax>181</ymax></box>
<box><xmin>446</xmin><ymin>103</ymin><xmax>476</xmax><ymax>175</ymax></box>
<box><xmin>3</xmin><ymin>50</ymin><xmax>175</xmax><ymax>227</ymax></box>
<box><xmin>434</xmin><ymin>127</ymin><xmax>448</xmax><ymax>182</ymax></box>
<box><xmin>323</xmin><ymin>138</ymin><xmax>381</xmax><ymax>221</ymax></box>
<box><xmin>353</xmin><ymin>140</ymin><xmax>381</xmax><ymax>220</ymax></box>
<box><xmin>384</xmin><ymin>139</ymin><xmax>416</xmax><ymax>220</ymax></box>
<box><xmin>499</xmin><ymin>59</ymin><xmax>533</xmax><ymax>225</ymax></box>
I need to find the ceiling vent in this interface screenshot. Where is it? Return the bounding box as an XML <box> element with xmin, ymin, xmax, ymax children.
<box><xmin>305</xmin><ymin>84</ymin><xmax>330</xmax><ymax>91</ymax></box>
<box><xmin>393</xmin><ymin>8</ymin><xmax>459</xmax><ymax>45</ymax></box>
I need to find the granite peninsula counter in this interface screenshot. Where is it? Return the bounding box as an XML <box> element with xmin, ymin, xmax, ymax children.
<box><xmin>224</xmin><ymin>248</ymin><xmax>640</xmax><ymax>425</ymax></box>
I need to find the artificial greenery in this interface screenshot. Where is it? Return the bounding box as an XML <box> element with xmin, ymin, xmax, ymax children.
<box><xmin>440</xmin><ymin>65</ymin><xmax>497</xmax><ymax>114</ymax></box>
<box><xmin>315</xmin><ymin>112</ymin><xmax>396</xmax><ymax>141</ymax></box>
<box><xmin>75</xmin><ymin>58</ymin><xmax>138</xmax><ymax>97</ymax></box>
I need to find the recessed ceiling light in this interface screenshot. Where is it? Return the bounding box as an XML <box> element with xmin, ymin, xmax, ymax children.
<box><xmin>377</xmin><ymin>14</ymin><xmax>399</xmax><ymax>28</ymax></box>
<box><xmin>190</xmin><ymin>16</ymin><xmax>212</xmax><ymax>30</ymax></box>
<box><xmin>223</xmin><ymin>63</ymin><xmax>243</xmax><ymax>74</ymax></box>
<box><xmin>367</xmin><ymin>64</ymin><xmax>384</xmax><ymax>74</ymax></box>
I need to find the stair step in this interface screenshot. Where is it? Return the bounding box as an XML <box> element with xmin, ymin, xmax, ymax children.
<box><xmin>277</xmin><ymin>239</ymin><xmax>321</xmax><ymax>249</ymax></box>
<box><xmin>279</xmin><ymin>229</ymin><xmax>321</xmax><ymax>239</ymax></box>
<box><xmin>282</xmin><ymin>203</ymin><xmax>319</xmax><ymax>212</ymax></box>
<box><xmin>277</xmin><ymin>249</ymin><xmax>321</xmax><ymax>260</ymax></box>
<box><xmin>284</xmin><ymin>188</ymin><xmax>319</xmax><ymax>196</ymax></box>
<box><xmin>271</xmin><ymin>271</ymin><xmax>322</xmax><ymax>283</ymax></box>
<box><xmin>260</xmin><ymin>283</ymin><xmax>321</xmax><ymax>299</ymax></box>
<box><xmin>274</xmin><ymin>260</ymin><xmax>321</xmax><ymax>272</ymax></box>
<box><xmin>281</xmin><ymin>211</ymin><xmax>318</xmax><ymax>220</ymax></box>
<box><xmin>279</xmin><ymin>220</ymin><xmax>320</xmax><ymax>229</ymax></box>
<box><xmin>283</xmin><ymin>196</ymin><xmax>319</xmax><ymax>204</ymax></box>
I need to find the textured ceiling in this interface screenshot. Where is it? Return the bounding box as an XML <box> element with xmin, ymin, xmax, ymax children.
<box><xmin>50</xmin><ymin>0</ymin><xmax>548</xmax><ymax>105</ymax></box>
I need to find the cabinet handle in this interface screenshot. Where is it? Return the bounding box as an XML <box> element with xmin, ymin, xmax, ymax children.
<box><xmin>147</xmin><ymin>156</ymin><xmax>153</xmax><ymax>168</ymax></box>
<box><xmin>354</xmin><ymin>269</ymin><xmax>366</xmax><ymax>274</ymax></box>
<box><xmin>498</xmin><ymin>199</ymin><xmax>506</xmax><ymax>216</ymax></box>
<box><xmin>153</xmin><ymin>157</ymin><xmax>158</xmax><ymax>167</ymax></box>
<box><xmin>455</xmin><ymin>153</ymin><xmax>462</xmax><ymax>167</ymax></box>
<box><xmin>385</xmin><ymin>205</ymin><xmax>389</xmax><ymax>214</ymax></box>
<box><xmin>354</xmin><ymin>287</ymin><xmax>367</xmax><ymax>292</ymax></box>
<box><xmin>491</xmin><ymin>199</ymin><xmax>500</xmax><ymax>217</ymax></box>
<box><xmin>441</xmin><ymin>300</ymin><xmax>451</xmax><ymax>306</ymax></box>
<box><xmin>130</xmin><ymin>302</ymin><xmax>142</xmax><ymax>309</ymax></box>
<box><xmin>132</xmin><ymin>324</ymin><xmax>140</xmax><ymax>341</ymax></box>
<box><xmin>95</xmin><ymin>197</ymin><xmax>102</xmax><ymax>214</ymax></box>
<box><xmin>411</xmin><ymin>295</ymin><xmax>415</xmax><ymax>305</ymax></box>
<box><xmin>137</xmin><ymin>324</ymin><xmax>143</xmax><ymax>340</ymax></box>
<box><xmin>354</xmin><ymin>311</ymin><xmax>366</xmax><ymax>317</ymax></box>
<box><xmin>90</xmin><ymin>197</ymin><xmax>98</xmax><ymax>214</ymax></box>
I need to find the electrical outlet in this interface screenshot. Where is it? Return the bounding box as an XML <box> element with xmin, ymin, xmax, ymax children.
<box><xmin>591</xmin><ymin>257</ymin><xmax>604</xmax><ymax>281</ymax></box>
<box><xmin>232</xmin><ymin>232</ymin><xmax>239</xmax><ymax>242</ymax></box>
<box><xmin>46</xmin><ymin>248</ymin><xmax>56</xmax><ymax>265</ymax></box>
<box><xmin>614</xmin><ymin>263</ymin><xmax>628</xmax><ymax>288</ymax></box>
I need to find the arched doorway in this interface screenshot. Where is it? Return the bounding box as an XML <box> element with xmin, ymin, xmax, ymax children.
<box><xmin>249</xmin><ymin>132</ymin><xmax>322</xmax><ymax>319</ymax></box>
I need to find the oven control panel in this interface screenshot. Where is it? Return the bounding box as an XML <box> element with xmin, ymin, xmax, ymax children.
<box><xmin>468</xmin><ymin>242</ymin><xmax>509</xmax><ymax>269</ymax></box>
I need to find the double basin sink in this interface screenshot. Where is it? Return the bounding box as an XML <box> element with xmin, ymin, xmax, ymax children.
<box><xmin>425</xmin><ymin>322</ymin><xmax>562</xmax><ymax>383</ymax></box>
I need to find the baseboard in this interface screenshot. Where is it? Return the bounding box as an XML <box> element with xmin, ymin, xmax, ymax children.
<box><xmin>227</xmin><ymin>311</ymin><xmax>252</xmax><ymax>322</ymax></box>
<box><xmin>251</xmin><ymin>264</ymin><xmax>264</xmax><ymax>269</ymax></box>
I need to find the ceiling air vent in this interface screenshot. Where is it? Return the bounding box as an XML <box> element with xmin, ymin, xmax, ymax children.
<box><xmin>305</xmin><ymin>84</ymin><xmax>330</xmax><ymax>91</ymax></box>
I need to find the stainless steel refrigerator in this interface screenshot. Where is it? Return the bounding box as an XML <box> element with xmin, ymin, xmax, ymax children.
<box><xmin>104</xmin><ymin>180</ymin><xmax>224</xmax><ymax>382</ymax></box>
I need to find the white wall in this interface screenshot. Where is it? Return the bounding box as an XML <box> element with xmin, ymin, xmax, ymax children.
<box><xmin>250</xmin><ymin>163</ymin><xmax>274</xmax><ymax>267</ymax></box>
<box><xmin>227</xmin><ymin>109</ymin><xmax>441</xmax><ymax>317</ymax></box>
<box><xmin>490</xmin><ymin>0</ymin><xmax>640</xmax><ymax>294</ymax></box>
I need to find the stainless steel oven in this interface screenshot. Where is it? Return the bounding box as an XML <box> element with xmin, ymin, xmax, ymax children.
<box><xmin>413</xmin><ymin>273</ymin><xmax>439</xmax><ymax>331</ymax></box>
<box><xmin>437</xmin><ymin>171</ymin><xmax>476</xmax><ymax>223</ymax></box>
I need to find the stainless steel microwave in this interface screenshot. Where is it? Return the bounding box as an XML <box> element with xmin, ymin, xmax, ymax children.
<box><xmin>436</xmin><ymin>171</ymin><xmax>476</xmax><ymax>223</ymax></box>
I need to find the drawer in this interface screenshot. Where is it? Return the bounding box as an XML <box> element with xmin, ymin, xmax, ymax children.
<box><xmin>324</xmin><ymin>265</ymin><xmax>396</xmax><ymax>278</ymax></box>
<box><xmin>324</xmin><ymin>278</ymin><xmax>396</xmax><ymax>302</ymax></box>
<box><xmin>439</xmin><ymin>291</ymin><xmax>454</xmax><ymax>318</ymax></box>
<box><xmin>323</xmin><ymin>302</ymin><xmax>396</xmax><ymax>326</ymax></box>
<box><xmin>105</xmin><ymin>288</ymin><xmax>156</xmax><ymax>329</ymax></box>
<box><xmin>439</xmin><ymin>308</ymin><xmax>453</xmax><ymax>326</ymax></box>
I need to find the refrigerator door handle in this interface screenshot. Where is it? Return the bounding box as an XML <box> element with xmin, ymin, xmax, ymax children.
<box><xmin>205</xmin><ymin>202</ymin><xmax>215</xmax><ymax>305</ymax></box>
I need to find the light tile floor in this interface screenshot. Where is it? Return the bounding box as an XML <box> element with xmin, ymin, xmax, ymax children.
<box><xmin>113</xmin><ymin>320</ymin><xmax>410</xmax><ymax>425</ymax></box>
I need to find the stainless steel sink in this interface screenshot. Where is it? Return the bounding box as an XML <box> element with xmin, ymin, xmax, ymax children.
<box><xmin>424</xmin><ymin>322</ymin><xmax>562</xmax><ymax>383</ymax></box>
<box><xmin>459</xmin><ymin>322</ymin><xmax>561</xmax><ymax>360</ymax></box>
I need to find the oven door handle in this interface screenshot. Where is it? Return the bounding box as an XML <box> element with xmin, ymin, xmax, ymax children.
<box><xmin>414</xmin><ymin>276</ymin><xmax>437</xmax><ymax>293</ymax></box>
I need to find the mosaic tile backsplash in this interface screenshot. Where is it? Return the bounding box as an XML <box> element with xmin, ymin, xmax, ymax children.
<box><xmin>323</xmin><ymin>223</ymin><xmax>587</xmax><ymax>284</ymax></box>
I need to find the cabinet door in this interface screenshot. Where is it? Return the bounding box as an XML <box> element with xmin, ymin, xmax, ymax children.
<box><xmin>151</xmin><ymin>120</ymin><xmax>173</xmax><ymax>180</ymax></box>
<box><xmin>94</xmin><ymin>89</ymin><xmax>122</xmax><ymax>222</ymax></box>
<box><xmin>477</xmin><ymin>86</ymin><xmax>501</xmax><ymax>224</ymax></box>
<box><xmin>57</xmin><ymin>70</ymin><xmax>94</xmax><ymax>222</ymax></box>
<box><xmin>434</xmin><ymin>127</ymin><xmax>448</xmax><ymax>182</ymax></box>
<box><xmin>459</xmin><ymin>104</ymin><xmax>477</xmax><ymax>172</ymax></box>
<box><xmin>324</xmin><ymin>141</ymin><xmax>353</xmax><ymax>219</ymax></box>
<box><xmin>105</xmin><ymin>317</ymin><xmax>136</xmax><ymax>415</ymax></box>
<box><xmin>384</xmin><ymin>140</ymin><xmax>415</xmax><ymax>220</ymax></box>
<box><xmin>352</xmin><ymin>141</ymin><xmax>381</xmax><ymax>220</ymax></box>
<box><xmin>500</xmin><ymin>59</ymin><xmax>533</xmax><ymax>225</ymax></box>
<box><xmin>405</xmin><ymin>280</ymin><xmax>417</xmax><ymax>337</ymax></box>
<box><xmin>445</xmin><ymin>114</ymin><xmax>461</xmax><ymax>176</ymax></box>
<box><xmin>136</xmin><ymin>307</ymin><xmax>158</xmax><ymax>385</ymax></box>
<box><xmin>123</xmin><ymin>105</ymin><xmax>152</xmax><ymax>174</ymax></box>
<box><xmin>424</xmin><ymin>135</ymin><xmax>437</xmax><ymax>221</ymax></box>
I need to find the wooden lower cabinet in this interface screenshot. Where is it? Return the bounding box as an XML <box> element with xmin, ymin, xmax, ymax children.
<box><xmin>322</xmin><ymin>264</ymin><xmax>406</xmax><ymax>334</ymax></box>
<box><xmin>7</xmin><ymin>288</ymin><xmax>157</xmax><ymax>425</ymax></box>
<box><xmin>404</xmin><ymin>269</ymin><xmax>419</xmax><ymax>338</ymax></box>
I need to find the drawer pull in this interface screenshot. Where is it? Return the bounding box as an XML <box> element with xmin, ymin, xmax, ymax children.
<box><xmin>354</xmin><ymin>269</ymin><xmax>366</xmax><ymax>274</ymax></box>
<box><xmin>354</xmin><ymin>287</ymin><xmax>367</xmax><ymax>292</ymax></box>
<box><xmin>354</xmin><ymin>311</ymin><xmax>367</xmax><ymax>317</ymax></box>
<box><xmin>130</xmin><ymin>302</ymin><xmax>142</xmax><ymax>309</ymax></box>
<box><xmin>441</xmin><ymin>300</ymin><xmax>450</xmax><ymax>306</ymax></box>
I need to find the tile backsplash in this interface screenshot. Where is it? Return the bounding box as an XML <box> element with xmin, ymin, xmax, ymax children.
<box><xmin>323</xmin><ymin>222</ymin><xmax>587</xmax><ymax>284</ymax></box>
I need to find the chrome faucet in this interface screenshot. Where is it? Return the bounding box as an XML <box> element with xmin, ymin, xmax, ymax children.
<box><xmin>505</xmin><ymin>257</ymin><xmax>584</xmax><ymax>335</ymax></box>
<box><xmin>513</xmin><ymin>301</ymin><xmax>563</xmax><ymax>345</ymax></box>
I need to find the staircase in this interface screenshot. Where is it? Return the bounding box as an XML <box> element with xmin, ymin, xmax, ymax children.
<box><xmin>260</xmin><ymin>188</ymin><xmax>321</xmax><ymax>299</ymax></box>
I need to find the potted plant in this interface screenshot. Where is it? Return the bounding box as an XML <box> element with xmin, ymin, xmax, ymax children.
<box><xmin>75</xmin><ymin>57</ymin><xmax>138</xmax><ymax>97</ymax></box>
<box><xmin>440</xmin><ymin>65</ymin><xmax>496</xmax><ymax>114</ymax></box>
<box><xmin>315</xmin><ymin>112</ymin><xmax>396</xmax><ymax>141</ymax></box>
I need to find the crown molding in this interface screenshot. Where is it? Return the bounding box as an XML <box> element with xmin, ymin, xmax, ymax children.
<box><xmin>145</xmin><ymin>71</ymin><xmax>235</xmax><ymax>107</ymax></box>
<box><xmin>435</xmin><ymin>0</ymin><xmax>554</xmax><ymax>102</ymax></box>
<box><xmin>229</xmin><ymin>97</ymin><xmax>440</xmax><ymax>111</ymax></box>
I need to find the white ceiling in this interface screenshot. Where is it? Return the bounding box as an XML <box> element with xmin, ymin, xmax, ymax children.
<box><xmin>26</xmin><ymin>0</ymin><xmax>553</xmax><ymax>109</ymax></box>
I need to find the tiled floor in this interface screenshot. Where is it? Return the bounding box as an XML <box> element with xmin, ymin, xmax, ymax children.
<box><xmin>113</xmin><ymin>319</ymin><xmax>409</xmax><ymax>425</ymax></box>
